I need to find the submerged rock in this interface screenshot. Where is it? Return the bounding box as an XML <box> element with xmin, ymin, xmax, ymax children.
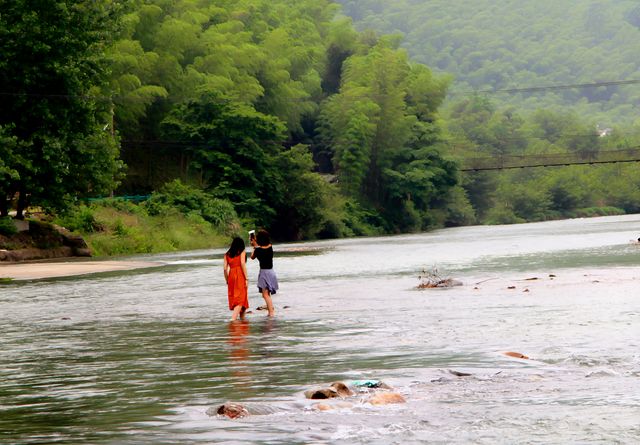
<box><xmin>208</xmin><ymin>402</ymin><xmax>249</xmax><ymax>419</ymax></box>
<box><xmin>448</xmin><ymin>369</ymin><xmax>473</xmax><ymax>377</ymax></box>
<box><xmin>367</xmin><ymin>392</ymin><xmax>406</xmax><ymax>405</ymax></box>
<box><xmin>305</xmin><ymin>381</ymin><xmax>353</xmax><ymax>399</ymax></box>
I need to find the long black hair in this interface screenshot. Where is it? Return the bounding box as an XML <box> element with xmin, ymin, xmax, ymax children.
<box><xmin>226</xmin><ymin>237</ymin><xmax>245</xmax><ymax>258</ymax></box>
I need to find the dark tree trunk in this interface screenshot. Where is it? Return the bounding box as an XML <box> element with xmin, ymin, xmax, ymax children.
<box><xmin>15</xmin><ymin>189</ymin><xmax>27</xmax><ymax>220</ymax></box>
<box><xmin>0</xmin><ymin>196</ymin><xmax>8</xmax><ymax>217</ymax></box>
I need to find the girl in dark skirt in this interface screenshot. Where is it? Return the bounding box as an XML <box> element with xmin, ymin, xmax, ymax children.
<box><xmin>250</xmin><ymin>229</ymin><xmax>278</xmax><ymax>317</ymax></box>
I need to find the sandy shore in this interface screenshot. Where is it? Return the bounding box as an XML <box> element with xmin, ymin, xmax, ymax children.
<box><xmin>0</xmin><ymin>260</ymin><xmax>165</xmax><ymax>281</ymax></box>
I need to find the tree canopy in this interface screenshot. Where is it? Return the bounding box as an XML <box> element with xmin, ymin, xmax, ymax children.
<box><xmin>0</xmin><ymin>0</ymin><xmax>123</xmax><ymax>218</ymax></box>
<box><xmin>5</xmin><ymin>0</ymin><xmax>638</xmax><ymax>241</ymax></box>
<box><xmin>337</xmin><ymin>0</ymin><xmax>640</xmax><ymax>125</ymax></box>
<box><xmin>102</xmin><ymin>0</ymin><xmax>460</xmax><ymax>238</ymax></box>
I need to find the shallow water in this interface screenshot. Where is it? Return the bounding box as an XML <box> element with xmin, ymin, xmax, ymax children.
<box><xmin>1</xmin><ymin>215</ymin><xmax>640</xmax><ymax>444</ymax></box>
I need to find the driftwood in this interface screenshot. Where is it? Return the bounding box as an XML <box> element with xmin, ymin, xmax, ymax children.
<box><xmin>417</xmin><ymin>268</ymin><xmax>463</xmax><ymax>288</ymax></box>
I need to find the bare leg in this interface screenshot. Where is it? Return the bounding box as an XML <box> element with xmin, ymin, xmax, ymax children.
<box><xmin>231</xmin><ymin>305</ymin><xmax>242</xmax><ymax>321</ymax></box>
<box><xmin>239</xmin><ymin>307</ymin><xmax>246</xmax><ymax>320</ymax></box>
<box><xmin>261</xmin><ymin>289</ymin><xmax>275</xmax><ymax>317</ymax></box>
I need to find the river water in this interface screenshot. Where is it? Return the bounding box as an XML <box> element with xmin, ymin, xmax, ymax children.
<box><xmin>1</xmin><ymin>215</ymin><xmax>640</xmax><ymax>444</ymax></box>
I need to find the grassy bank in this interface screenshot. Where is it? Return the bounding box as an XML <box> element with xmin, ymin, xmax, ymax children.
<box><xmin>67</xmin><ymin>205</ymin><xmax>230</xmax><ymax>257</ymax></box>
<box><xmin>54</xmin><ymin>182</ymin><xmax>241</xmax><ymax>257</ymax></box>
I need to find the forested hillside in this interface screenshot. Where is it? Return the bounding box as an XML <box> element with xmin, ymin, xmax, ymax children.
<box><xmin>338</xmin><ymin>0</ymin><xmax>640</xmax><ymax>124</ymax></box>
<box><xmin>3</xmin><ymin>0</ymin><xmax>640</xmax><ymax>255</ymax></box>
<box><xmin>334</xmin><ymin>0</ymin><xmax>640</xmax><ymax>226</ymax></box>
<box><xmin>1</xmin><ymin>0</ymin><xmax>465</xmax><ymax>245</ymax></box>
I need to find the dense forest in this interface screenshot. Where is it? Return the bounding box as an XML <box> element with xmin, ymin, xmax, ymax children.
<box><xmin>338</xmin><ymin>0</ymin><xmax>640</xmax><ymax>224</ymax></box>
<box><xmin>1</xmin><ymin>0</ymin><xmax>465</xmax><ymax>245</ymax></box>
<box><xmin>338</xmin><ymin>0</ymin><xmax>640</xmax><ymax>124</ymax></box>
<box><xmin>2</xmin><ymin>0</ymin><xmax>640</xmax><ymax>253</ymax></box>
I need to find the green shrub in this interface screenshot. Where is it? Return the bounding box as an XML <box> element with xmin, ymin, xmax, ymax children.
<box><xmin>484</xmin><ymin>204</ymin><xmax>525</xmax><ymax>225</ymax></box>
<box><xmin>144</xmin><ymin>180</ymin><xmax>239</xmax><ymax>230</ymax></box>
<box><xmin>0</xmin><ymin>217</ymin><xmax>17</xmax><ymax>236</ymax></box>
<box><xmin>112</xmin><ymin>218</ymin><xmax>129</xmax><ymax>236</ymax></box>
<box><xmin>56</xmin><ymin>206</ymin><xmax>103</xmax><ymax>233</ymax></box>
<box><xmin>93</xmin><ymin>198</ymin><xmax>144</xmax><ymax>215</ymax></box>
<box><xmin>317</xmin><ymin>217</ymin><xmax>349</xmax><ymax>239</ymax></box>
<box><xmin>395</xmin><ymin>200</ymin><xmax>422</xmax><ymax>233</ymax></box>
<box><xmin>574</xmin><ymin>206</ymin><xmax>625</xmax><ymax>217</ymax></box>
<box><xmin>342</xmin><ymin>200</ymin><xmax>384</xmax><ymax>236</ymax></box>
<box><xmin>80</xmin><ymin>203</ymin><xmax>227</xmax><ymax>257</ymax></box>
<box><xmin>444</xmin><ymin>186</ymin><xmax>476</xmax><ymax>227</ymax></box>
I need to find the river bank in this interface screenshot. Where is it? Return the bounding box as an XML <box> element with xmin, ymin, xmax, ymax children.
<box><xmin>0</xmin><ymin>200</ymin><xmax>231</xmax><ymax>261</ymax></box>
<box><xmin>0</xmin><ymin>260</ymin><xmax>165</xmax><ymax>281</ymax></box>
<box><xmin>0</xmin><ymin>219</ymin><xmax>92</xmax><ymax>262</ymax></box>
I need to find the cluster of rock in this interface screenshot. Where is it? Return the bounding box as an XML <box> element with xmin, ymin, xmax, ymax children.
<box><xmin>211</xmin><ymin>352</ymin><xmax>534</xmax><ymax>420</ymax></box>
<box><xmin>0</xmin><ymin>220</ymin><xmax>90</xmax><ymax>261</ymax></box>
<box><xmin>212</xmin><ymin>379</ymin><xmax>405</xmax><ymax>419</ymax></box>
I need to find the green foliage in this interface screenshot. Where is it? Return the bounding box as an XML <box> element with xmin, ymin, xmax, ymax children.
<box><xmin>341</xmin><ymin>200</ymin><xmax>385</xmax><ymax>236</ymax></box>
<box><xmin>497</xmin><ymin>182</ymin><xmax>552</xmax><ymax>222</ymax></box>
<box><xmin>5</xmin><ymin>0</ymin><xmax>640</xmax><ymax>250</ymax></box>
<box><xmin>338</xmin><ymin>0</ymin><xmax>640</xmax><ymax>123</ymax></box>
<box><xmin>92</xmin><ymin>197</ymin><xmax>146</xmax><ymax>215</ymax></box>
<box><xmin>144</xmin><ymin>180</ymin><xmax>239</xmax><ymax>231</ymax></box>
<box><xmin>56</xmin><ymin>206</ymin><xmax>104</xmax><ymax>233</ymax></box>
<box><xmin>543</xmin><ymin>170</ymin><xmax>593</xmax><ymax>213</ymax></box>
<box><xmin>442</xmin><ymin>186</ymin><xmax>476</xmax><ymax>227</ymax></box>
<box><xmin>0</xmin><ymin>0</ymin><xmax>125</xmax><ymax>216</ymax></box>
<box><xmin>572</xmin><ymin>207</ymin><xmax>625</xmax><ymax>218</ymax></box>
<box><xmin>318</xmin><ymin>94</ymin><xmax>378</xmax><ymax>196</ymax></box>
<box><xmin>104</xmin><ymin>0</ymin><xmax>462</xmax><ymax>239</ymax></box>
<box><xmin>56</xmin><ymin>199</ymin><xmax>229</xmax><ymax>256</ymax></box>
<box><xmin>318</xmin><ymin>37</ymin><xmax>458</xmax><ymax>232</ymax></box>
<box><xmin>442</xmin><ymin>90</ymin><xmax>639</xmax><ymax>224</ymax></box>
<box><xmin>85</xmin><ymin>208</ymin><xmax>224</xmax><ymax>257</ymax></box>
<box><xmin>595</xmin><ymin>164</ymin><xmax>640</xmax><ymax>213</ymax></box>
<box><xmin>0</xmin><ymin>126</ymin><xmax>20</xmax><ymax>184</ymax></box>
<box><xmin>267</xmin><ymin>144</ymin><xmax>335</xmax><ymax>240</ymax></box>
<box><xmin>484</xmin><ymin>204</ymin><xmax>526</xmax><ymax>226</ymax></box>
<box><xmin>160</xmin><ymin>92</ymin><xmax>286</xmax><ymax>222</ymax></box>
<box><xmin>0</xmin><ymin>217</ymin><xmax>17</xmax><ymax>236</ymax></box>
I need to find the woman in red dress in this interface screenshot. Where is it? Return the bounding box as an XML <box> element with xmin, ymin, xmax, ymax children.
<box><xmin>223</xmin><ymin>237</ymin><xmax>249</xmax><ymax>321</ymax></box>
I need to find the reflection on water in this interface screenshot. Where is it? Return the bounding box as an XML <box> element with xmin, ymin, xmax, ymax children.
<box><xmin>228</xmin><ymin>321</ymin><xmax>251</xmax><ymax>390</ymax></box>
<box><xmin>1</xmin><ymin>214</ymin><xmax>640</xmax><ymax>444</ymax></box>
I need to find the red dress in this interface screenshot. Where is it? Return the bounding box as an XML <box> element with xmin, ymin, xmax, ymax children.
<box><xmin>226</xmin><ymin>253</ymin><xmax>249</xmax><ymax>310</ymax></box>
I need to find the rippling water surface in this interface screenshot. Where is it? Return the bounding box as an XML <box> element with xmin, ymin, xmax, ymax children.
<box><xmin>2</xmin><ymin>215</ymin><xmax>640</xmax><ymax>444</ymax></box>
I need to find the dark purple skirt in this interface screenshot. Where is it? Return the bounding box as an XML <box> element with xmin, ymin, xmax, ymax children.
<box><xmin>257</xmin><ymin>269</ymin><xmax>279</xmax><ymax>294</ymax></box>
